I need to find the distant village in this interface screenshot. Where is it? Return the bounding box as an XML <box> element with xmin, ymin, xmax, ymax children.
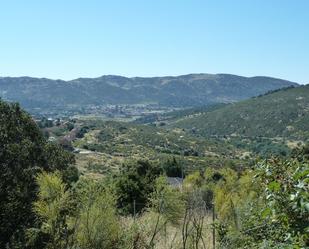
<box><xmin>31</xmin><ymin>103</ymin><xmax>177</xmax><ymax>120</ymax></box>
<box><xmin>32</xmin><ymin>104</ymin><xmax>180</xmax><ymax>154</ymax></box>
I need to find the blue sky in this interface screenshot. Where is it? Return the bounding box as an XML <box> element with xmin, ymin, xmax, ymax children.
<box><xmin>0</xmin><ymin>0</ymin><xmax>308</xmax><ymax>83</ymax></box>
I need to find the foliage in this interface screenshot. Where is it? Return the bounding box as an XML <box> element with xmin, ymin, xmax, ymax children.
<box><xmin>149</xmin><ymin>176</ymin><xmax>185</xmax><ymax>223</ymax></box>
<box><xmin>2</xmin><ymin>95</ymin><xmax>309</xmax><ymax>249</ymax></box>
<box><xmin>73</xmin><ymin>119</ymin><xmax>248</xmax><ymax>177</ymax></box>
<box><xmin>114</xmin><ymin>160</ymin><xmax>162</xmax><ymax>215</ymax></box>
<box><xmin>30</xmin><ymin>173</ymin><xmax>120</xmax><ymax>249</ymax></box>
<box><xmin>162</xmin><ymin>157</ymin><xmax>183</xmax><ymax>177</ymax></box>
<box><xmin>76</xmin><ymin>126</ymin><xmax>89</xmax><ymax>138</ymax></box>
<box><xmin>38</xmin><ymin>117</ymin><xmax>53</xmax><ymax>128</ymax></box>
<box><xmin>73</xmin><ymin>178</ymin><xmax>120</xmax><ymax>249</ymax></box>
<box><xmin>216</xmin><ymin>157</ymin><xmax>309</xmax><ymax>248</ymax></box>
<box><xmin>169</xmin><ymin>84</ymin><xmax>309</xmax><ymax>140</ymax></box>
<box><xmin>0</xmin><ymin>100</ymin><xmax>75</xmax><ymax>248</ymax></box>
<box><xmin>231</xmin><ymin>136</ymin><xmax>291</xmax><ymax>158</ymax></box>
<box><xmin>27</xmin><ymin>172</ymin><xmax>73</xmax><ymax>249</ymax></box>
<box><xmin>147</xmin><ymin>176</ymin><xmax>185</xmax><ymax>248</ymax></box>
<box><xmin>254</xmin><ymin>159</ymin><xmax>309</xmax><ymax>245</ymax></box>
<box><xmin>118</xmin><ymin>218</ymin><xmax>149</xmax><ymax>249</ymax></box>
<box><xmin>181</xmin><ymin>188</ymin><xmax>213</xmax><ymax>249</ymax></box>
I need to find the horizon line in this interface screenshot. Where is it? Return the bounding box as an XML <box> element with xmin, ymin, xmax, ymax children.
<box><xmin>0</xmin><ymin>73</ymin><xmax>303</xmax><ymax>84</ymax></box>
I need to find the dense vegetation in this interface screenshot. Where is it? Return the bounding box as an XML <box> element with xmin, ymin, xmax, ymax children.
<box><xmin>168</xmin><ymin>85</ymin><xmax>309</xmax><ymax>140</ymax></box>
<box><xmin>0</xmin><ymin>100</ymin><xmax>77</xmax><ymax>248</ymax></box>
<box><xmin>1</xmin><ymin>97</ymin><xmax>308</xmax><ymax>248</ymax></box>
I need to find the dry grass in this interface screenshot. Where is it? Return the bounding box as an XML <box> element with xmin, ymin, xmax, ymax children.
<box><xmin>121</xmin><ymin>212</ymin><xmax>215</xmax><ymax>249</ymax></box>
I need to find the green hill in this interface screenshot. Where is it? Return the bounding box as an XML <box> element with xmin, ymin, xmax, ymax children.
<box><xmin>168</xmin><ymin>85</ymin><xmax>309</xmax><ymax>140</ymax></box>
<box><xmin>71</xmin><ymin>119</ymin><xmax>249</xmax><ymax>176</ymax></box>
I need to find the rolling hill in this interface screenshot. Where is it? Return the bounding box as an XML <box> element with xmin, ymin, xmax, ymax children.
<box><xmin>0</xmin><ymin>74</ymin><xmax>298</xmax><ymax>111</ymax></box>
<box><xmin>70</xmin><ymin>119</ymin><xmax>249</xmax><ymax>176</ymax></box>
<box><xmin>167</xmin><ymin>85</ymin><xmax>309</xmax><ymax>140</ymax></box>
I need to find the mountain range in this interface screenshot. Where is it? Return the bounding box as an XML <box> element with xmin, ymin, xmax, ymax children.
<box><xmin>0</xmin><ymin>74</ymin><xmax>298</xmax><ymax>110</ymax></box>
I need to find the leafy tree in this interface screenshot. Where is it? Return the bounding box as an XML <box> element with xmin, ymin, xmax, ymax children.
<box><xmin>162</xmin><ymin>157</ymin><xmax>183</xmax><ymax>177</ymax></box>
<box><xmin>253</xmin><ymin>159</ymin><xmax>309</xmax><ymax>246</ymax></box>
<box><xmin>0</xmin><ymin>100</ymin><xmax>75</xmax><ymax>248</ymax></box>
<box><xmin>114</xmin><ymin>160</ymin><xmax>162</xmax><ymax>215</ymax></box>
<box><xmin>216</xmin><ymin>158</ymin><xmax>309</xmax><ymax>248</ymax></box>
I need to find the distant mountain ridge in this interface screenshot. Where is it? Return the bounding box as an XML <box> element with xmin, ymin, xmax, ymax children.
<box><xmin>0</xmin><ymin>74</ymin><xmax>298</xmax><ymax>110</ymax></box>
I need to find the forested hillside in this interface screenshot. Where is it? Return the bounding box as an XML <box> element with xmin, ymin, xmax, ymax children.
<box><xmin>0</xmin><ymin>74</ymin><xmax>297</xmax><ymax>110</ymax></box>
<box><xmin>168</xmin><ymin>85</ymin><xmax>309</xmax><ymax>140</ymax></box>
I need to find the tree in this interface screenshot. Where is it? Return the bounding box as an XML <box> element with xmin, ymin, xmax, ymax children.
<box><xmin>162</xmin><ymin>157</ymin><xmax>183</xmax><ymax>177</ymax></box>
<box><xmin>0</xmin><ymin>100</ymin><xmax>75</xmax><ymax>248</ymax></box>
<box><xmin>215</xmin><ymin>157</ymin><xmax>309</xmax><ymax>248</ymax></box>
<box><xmin>253</xmin><ymin>159</ymin><xmax>309</xmax><ymax>246</ymax></box>
<box><xmin>73</xmin><ymin>179</ymin><xmax>120</xmax><ymax>249</ymax></box>
<box><xmin>28</xmin><ymin>172</ymin><xmax>73</xmax><ymax>249</ymax></box>
<box><xmin>114</xmin><ymin>160</ymin><xmax>162</xmax><ymax>215</ymax></box>
<box><xmin>30</xmin><ymin>174</ymin><xmax>120</xmax><ymax>249</ymax></box>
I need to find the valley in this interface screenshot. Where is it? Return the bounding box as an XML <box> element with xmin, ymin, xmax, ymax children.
<box><xmin>34</xmin><ymin>84</ymin><xmax>309</xmax><ymax>180</ymax></box>
<box><xmin>1</xmin><ymin>76</ymin><xmax>308</xmax><ymax>248</ymax></box>
<box><xmin>2</xmin><ymin>1</ymin><xmax>309</xmax><ymax>247</ymax></box>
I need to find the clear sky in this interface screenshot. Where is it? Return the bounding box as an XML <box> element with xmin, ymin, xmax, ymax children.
<box><xmin>0</xmin><ymin>0</ymin><xmax>308</xmax><ymax>83</ymax></box>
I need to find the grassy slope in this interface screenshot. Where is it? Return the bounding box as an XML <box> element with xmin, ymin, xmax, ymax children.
<box><xmin>73</xmin><ymin>120</ymin><xmax>249</xmax><ymax>176</ymax></box>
